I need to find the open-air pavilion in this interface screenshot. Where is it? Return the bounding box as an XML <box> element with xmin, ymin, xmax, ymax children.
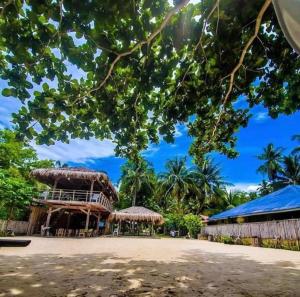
<box><xmin>27</xmin><ymin>167</ymin><xmax>118</xmax><ymax>237</ymax></box>
<box><xmin>109</xmin><ymin>206</ymin><xmax>164</xmax><ymax>236</ymax></box>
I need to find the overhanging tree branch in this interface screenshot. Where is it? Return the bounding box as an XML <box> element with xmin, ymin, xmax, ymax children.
<box><xmin>70</xmin><ymin>0</ymin><xmax>190</xmax><ymax>106</ymax></box>
<box><xmin>209</xmin><ymin>0</ymin><xmax>272</xmax><ymax>140</ymax></box>
<box><xmin>92</xmin><ymin>0</ymin><xmax>190</xmax><ymax>92</ymax></box>
<box><xmin>175</xmin><ymin>0</ymin><xmax>220</xmax><ymax>96</ymax></box>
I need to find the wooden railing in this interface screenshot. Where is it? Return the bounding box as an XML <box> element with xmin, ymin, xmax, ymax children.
<box><xmin>38</xmin><ymin>189</ymin><xmax>113</xmax><ymax>212</ymax></box>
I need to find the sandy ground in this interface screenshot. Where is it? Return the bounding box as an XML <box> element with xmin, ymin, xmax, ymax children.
<box><xmin>0</xmin><ymin>237</ymin><xmax>300</xmax><ymax>297</ymax></box>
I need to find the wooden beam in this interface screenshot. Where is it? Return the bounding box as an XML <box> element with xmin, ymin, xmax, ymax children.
<box><xmin>50</xmin><ymin>207</ymin><xmax>63</xmax><ymax>214</ymax></box>
<box><xmin>80</xmin><ymin>208</ymin><xmax>88</xmax><ymax>215</ymax></box>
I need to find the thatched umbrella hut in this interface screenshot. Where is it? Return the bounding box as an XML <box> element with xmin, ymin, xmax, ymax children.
<box><xmin>109</xmin><ymin>206</ymin><xmax>164</xmax><ymax>236</ymax></box>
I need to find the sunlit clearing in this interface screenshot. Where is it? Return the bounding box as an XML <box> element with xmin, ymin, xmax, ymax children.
<box><xmin>9</xmin><ymin>288</ymin><xmax>23</xmax><ymax>296</ymax></box>
<box><xmin>31</xmin><ymin>284</ymin><xmax>42</xmax><ymax>288</ymax></box>
<box><xmin>128</xmin><ymin>279</ymin><xmax>142</xmax><ymax>289</ymax></box>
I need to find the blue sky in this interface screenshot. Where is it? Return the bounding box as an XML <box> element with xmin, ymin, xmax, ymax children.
<box><xmin>1</xmin><ymin>86</ymin><xmax>299</xmax><ymax>191</ymax></box>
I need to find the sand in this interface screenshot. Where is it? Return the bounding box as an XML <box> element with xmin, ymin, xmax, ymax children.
<box><xmin>0</xmin><ymin>237</ymin><xmax>300</xmax><ymax>297</ymax></box>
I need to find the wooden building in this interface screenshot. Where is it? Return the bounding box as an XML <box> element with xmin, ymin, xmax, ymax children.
<box><xmin>202</xmin><ymin>185</ymin><xmax>300</xmax><ymax>240</ymax></box>
<box><xmin>27</xmin><ymin>167</ymin><xmax>118</xmax><ymax>236</ymax></box>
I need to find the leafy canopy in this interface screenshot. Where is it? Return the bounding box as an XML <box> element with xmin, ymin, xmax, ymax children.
<box><xmin>1</xmin><ymin>0</ymin><xmax>299</xmax><ymax>161</ymax></box>
<box><xmin>0</xmin><ymin>129</ymin><xmax>53</xmax><ymax>220</ymax></box>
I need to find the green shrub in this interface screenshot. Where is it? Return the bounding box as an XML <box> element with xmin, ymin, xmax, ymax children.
<box><xmin>183</xmin><ymin>214</ymin><xmax>203</xmax><ymax>238</ymax></box>
<box><xmin>240</xmin><ymin>237</ymin><xmax>252</xmax><ymax>246</ymax></box>
<box><xmin>164</xmin><ymin>213</ymin><xmax>186</xmax><ymax>235</ymax></box>
<box><xmin>261</xmin><ymin>239</ymin><xmax>278</xmax><ymax>249</ymax></box>
<box><xmin>217</xmin><ymin>235</ymin><xmax>234</xmax><ymax>244</ymax></box>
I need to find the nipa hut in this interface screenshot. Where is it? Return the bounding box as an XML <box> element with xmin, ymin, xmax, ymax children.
<box><xmin>28</xmin><ymin>167</ymin><xmax>118</xmax><ymax>237</ymax></box>
<box><xmin>109</xmin><ymin>206</ymin><xmax>164</xmax><ymax>236</ymax></box>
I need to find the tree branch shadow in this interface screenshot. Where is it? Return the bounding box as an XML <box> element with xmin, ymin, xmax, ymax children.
<box><xmin>0</xmin><ymin>248</ymin><xmax>299</xmax><ymax>297</ymax></box>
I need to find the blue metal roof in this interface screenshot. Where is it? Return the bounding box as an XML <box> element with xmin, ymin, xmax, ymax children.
<box><xmin>210</xmin><ymin>185</ymin><xmax>300</xmax><ymax>221</ymax></box>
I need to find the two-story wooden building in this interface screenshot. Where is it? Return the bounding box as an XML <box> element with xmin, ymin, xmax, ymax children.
<box><xmin>27</xmin><ymin>167</ymin><xmax>118</xmax><ymax>236</ymax></box>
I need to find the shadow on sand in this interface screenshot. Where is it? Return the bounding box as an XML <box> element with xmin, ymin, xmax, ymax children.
<box><xmin>0</xmin><ymin>248</ymin><xmax>299</xmax><ymax>297</ymax></box>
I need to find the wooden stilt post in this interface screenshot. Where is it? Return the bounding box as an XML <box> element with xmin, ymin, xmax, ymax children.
<box><xmin>45</xmin><ymin>207</ymin><xmax>53</xmax><ymax>236</ymax></box>
<box><xmin>85</xmin><ymin>209</ymin><xmax>90</xmax><ymax>232</ymax></box>
<box><xmin>96</xmin><ymin>212</ymin><xmax>101</xmax><ymax>235</ymax></box>
<box><xmin>67</xmin><ymin>213</ymin><xmax>72</xmax><ymax>229</ymax></box>
<box><xmin>46</xmin><ymin>207</ymin><xmax>52</xmax><ymax>228</ymax></box>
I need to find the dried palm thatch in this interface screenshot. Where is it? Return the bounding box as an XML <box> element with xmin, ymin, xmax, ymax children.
<box><xmin>31</xmin><ymin>167</ymin><xmax>117</xmax><ymax>200</ymax></box>
<box><xmin>109</xmin><ymin>206</ymin><xmax>164</xmax><ymax>225</ymax></box>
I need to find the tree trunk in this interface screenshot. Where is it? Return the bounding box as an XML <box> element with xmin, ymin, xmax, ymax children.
<box><xmin>132</xmin><ymin>178</ymin><xmax>137</xmax><ymax>206</ymax></box>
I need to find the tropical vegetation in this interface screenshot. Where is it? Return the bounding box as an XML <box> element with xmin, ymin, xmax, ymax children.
<box><xmin>0</xmin><ymin>129</ymin><xmax>53</xmax><ymax>221</ymax></box>
<box><xmin>256</xmin><ymin>139</ymin><xmax>300</xmax><ymax>194</ymax></box>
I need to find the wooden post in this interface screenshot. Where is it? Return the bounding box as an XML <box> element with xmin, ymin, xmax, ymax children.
<box><xmin>45</xmin><ymin>207</ymin><xmax>53</xmax><ymax>236</ymax></box>
<box><xmin>46</xmin><ymin>207</ymin><xmax>52</xmax><ymax>228</ymax></box>
<box><xmin>27</xmin><ymin>206</ymin><xmax>43</xmax><ymax>235</ymax></box>
<box><xmin>96</xmin><ymin>213</ymin><xmax>101</xmax><ymax>235</ymax></box>
<box><xmin>66</xmin><ymin>213</ymin><xmax>72</xmax><ymax>230</ymax></box>
<box><xmin>52</xmin><ymin>179</ymin><xmax>58</xmax><ymax>199</ymax></box>
<box><xmin>90</xmin><ymin>180</ymin><xmax>95</xmax><ymax>202</ymax></box>
<box><xmin>85</xmin><ymin>209</ymin><xmax>90</xmax><ymax>231</ymax></box>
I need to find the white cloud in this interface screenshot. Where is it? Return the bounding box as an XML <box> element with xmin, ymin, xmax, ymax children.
<box><xmin>174</xmin><ymin>123</ymin><xmax>187</xmax><ymax>138</ymax></box>
<box><xmin>0</xmin><ymin>97</ymin><xmax>116</xmax><ymax>163</ymax></box>
<box><xmin>31</xmin><ymin>138</ymin><xmax>116</xmax><ymax>163</ymax></box>
<box><xmin>227</xmin><ymin>183</ymin><xmax>259</xmax><ymax>192</ymax></box>
<box><xmin>254</xmin><ymin>112</ymin><xmax>268</xmax><ymax>122</ymax></box>
<box><xmin>142</xmin><ymin>144</ymin><xmax>160</xmax><ymax>157</ymax></box>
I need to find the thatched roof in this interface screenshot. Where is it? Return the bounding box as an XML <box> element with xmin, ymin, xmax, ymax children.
<box><xmin>109</xmin><ymin>206</ymin><xmax>164</xmax><ymax>225</ymax></box>
<box><xmin>31</xmin><ymin>167</ymin><xmax>118</xmax><ymax>201</ymax></box>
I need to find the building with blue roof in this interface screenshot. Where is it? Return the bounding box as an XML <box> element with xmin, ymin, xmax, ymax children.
<box><xmin>209</xmin><ymin>185</ymin><xmax>300</xmax><ymax>223</ymax></box>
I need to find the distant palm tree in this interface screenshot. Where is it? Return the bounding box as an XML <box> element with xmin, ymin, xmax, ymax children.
<box><xmin>222</xmin><ymin>190</ymin><xmax>238</xmax><ymax>209</ymax></box>
<box><xmin>159</xmin><ymin>157</ymin><xmax>194</xmax><ymax>212</ymax></box>
<box><xmin>191</xmin><ymin>158</ymin><xmax>229</xmax><ymax>210</ymax></box>
<box><xmin>119</xmin><ymin>159</ymin><xmax>154</xmax><ymax>206</ymax></box>
<box><xmin>257</xmin><ymin>180</ymin><xmax>273</xmax><ymax>196</ymax></box>
<box><xmin>55</xmin><ymin>160</ymin><xmax>68</xmax><ymax>168</ymax></box>
<box><xmin>291</xmin><ymin>134</ymin><xmax>300</xmax><ymax>155</ymax></box>
<box><xmin>280</xmin><ymin>155</ymin><xmax>300</xmax><ymax>185</ymax></box>
<box><xmin>257</xmin><ymin>143</ymin><xmax>284</xmax><ymax>181</ymax></box>
<box><xmin>219</xmin><ymin>190</ymin><xmax>252</xmax><ymax>210</ymax></box>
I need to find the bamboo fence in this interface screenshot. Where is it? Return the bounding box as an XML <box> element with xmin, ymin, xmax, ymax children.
<box><xmin>0</xmin><ymin>219</ymin><xmax>29</xmax><ymax>234</ymax></box>
<box><xmin>202</xmin><ymin>219</ymin><xmax>300</xmax><ymax>240</ymax></box>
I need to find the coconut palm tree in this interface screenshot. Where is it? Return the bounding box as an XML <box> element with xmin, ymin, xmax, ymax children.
<box><xmin>291</xmin><ymin>134</ymin><xmax>300</xmax><ymax>155</ymax></box>
<box><xmin>55</xmin><ymin>160</ymin><xmax>68</xmax><ymax>168</ymax></box>
<box><xmin>159</xmin><ymin>157</ymin><xmax>194</xmax><ymax>212</ymax></box>
<box><xmin>257</xmin><ymin>180</ymin><xmax>273</xmax><ymax>196</ymax></box>
<box><xmin>279</xmin><ymin>155</ymin><xmax>300</xmax><ymax>185</ymax></box>
<box><xmin>257</xmin><ymin>143</ymin><xmax>284</xmax><ymax>181</ymax></box>
<box><xmin>190</xmin><ymin>158</ymin><xmax>229</xmax><ymax>210</ymax></box>
<box><xmin>119</xmin><ymin>158</ymin><xmax>155</xmax><ymax>206</ymax></box>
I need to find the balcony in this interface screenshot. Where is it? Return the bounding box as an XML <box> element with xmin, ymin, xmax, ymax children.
<box><xmin>37</xmin><ymin>189</ymin><xmax>113</xmax><ymax>212</ymax></box>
